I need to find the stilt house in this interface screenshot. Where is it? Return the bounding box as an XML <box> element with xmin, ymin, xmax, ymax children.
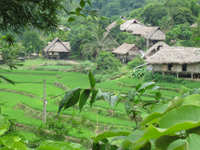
<box><xmin>112</xmin><ymin>43</ymin><xmax>144</xmax><ymax>62</ymax></box>
<box><xmin>120</xmin><ymin>18</ymin><xmax>166</xmax><ymax>47</ymax></box>
<box><xmin>146</xmin><ymin>47</ymin><xmax>200</xmax><ymax>79</ymax></box>
<box><xmin>44</xmin><ymin>37</ymin><xmax>70</xmax><ymax>59</ymax></box>
<box><xmin>143</xmin><ymin>42</ymin><xmax>170</xmax><ymax>59</ymax></box>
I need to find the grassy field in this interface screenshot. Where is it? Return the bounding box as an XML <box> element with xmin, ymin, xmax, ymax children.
<box><xmin>0</xmin><ymin>59</ymin><xmax>199</xmax><ymax>145</ymax></box>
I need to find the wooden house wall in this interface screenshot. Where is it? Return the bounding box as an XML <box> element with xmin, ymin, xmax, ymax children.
<box><xmin>150</xmin><ymin>30</ymin><xmax>165</xmax><ymax>40</ymax></box>
<box><xmin>192</xmin><ymin>64</ymin><xmax>200</xmax><ymax>73</ymax></box>
<box><xmin>152</xmin><ymin>63</ymin><xmax>200</xmax><ymax>73</ymax></box>
<box><xmin>161</xmin><ymin>65</ymin><xmax>168</xmax><ymax>71</ymax></box>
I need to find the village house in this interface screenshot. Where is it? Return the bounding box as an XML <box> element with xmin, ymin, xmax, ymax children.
<box><xmin>142</xmin><ymin>42</ymin><xmax>170</xmax><ymax>59</ymax></box>
<box><xmin>43</xmin><ymin>37</ymin><xmax>70</xmax><ymax>60</ymax></box>
<box><xmin>112</xmin><ymin>43</ymin><xmax>144</xmax><ymax>63</ymax></box>
<box><xmin>120</xmin><ymin>18</ymin><xmax>166</xmax><ymax>48</ymax></box>
<box><xmin>145</xmin><ymin>47</ymin><xmax>200</xmax><ymax>79</ymax></box>
<box><xmin>120</xmin><ymin>18</ymin><xmax>146</xmax><ymax>33</ymax></box>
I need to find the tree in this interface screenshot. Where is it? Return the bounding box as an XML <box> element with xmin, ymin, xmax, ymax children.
<box><xmin>0</xmin><ymin>0</ymin><xmax>101</xmax><ymax>44</ymax></box>
<box><xmin>82</xmin><ymin>24</ymin><xmax>117</xmax><ymax>57</ymax></box>
<box><xmin>172</xmin><ymin>7</ymin><xmax>195</xmax><ymax>25</ymax></box>
<box><xmin>22</xmin><ymin>31</ymin><xmax>44</xmax><ymax>54</ymax></box>
<box><xmin>140</xmin><ymin>3</ymin><xmax>168</xmax><ymax>26</ymax></box>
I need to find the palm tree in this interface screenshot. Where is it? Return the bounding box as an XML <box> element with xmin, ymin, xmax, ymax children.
<box><xmin>82</xmin><ymin>24</ymin><xmax>117</xmax><ymax>57</ymax></box>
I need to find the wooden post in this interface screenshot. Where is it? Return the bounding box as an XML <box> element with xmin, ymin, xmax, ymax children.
<box><xmin>43</xmin><ymin>79</ymin><xmax>46</xmax><ymax>124</ymax></box>
<box><xmin>177</xmin><ymin>72</ymin><xmax>179</xmax><ymax>78</ymax></box>
<box><xmin>191</xmin><ymin>72</ymin><xmax>194</xmax><ymax>79</ymax></box>
<box><xmin>162</xmin><ymin>72</ymin><xmax>164</xmax><ymax>77</ymax></box>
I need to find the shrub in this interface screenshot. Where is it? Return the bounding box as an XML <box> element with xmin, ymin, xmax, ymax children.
<box><xmin>126</xmin><ymin>68</ymin><xmax>147</xmax><ymax>79</ymax></box>
<box><xmin>95</xmin><ymin>51</ymin><xmax>122</xmax><ymax>74</ymax></box>
<box><xmin>127</xmin><ymin>56</ymin><xmax>144</xmax><ymax>69</ymax></box>
<box><xmin>143</xmin><ymin>72</ymin><xmax>193</xmax><ymax>84</ymax></box>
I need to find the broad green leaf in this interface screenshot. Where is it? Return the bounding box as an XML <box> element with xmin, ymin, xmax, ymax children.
<box><xmin>164</xmin><ymin>97</ymin><xmax>184</xmax><ymax>113</ymax></box>
<box><xmin>122</xmin><ymin>129</ymin><xmax>146</xmax><ymax>148</ymax></box>
<box><xmin>79</xmin><ymin>89</ymin><xmax>90</xmax><ymax>113</ymax></box>
<box><xmin>111</xmin><ymin>95</ymin><xmax>118</xmax><ymax>109</ymax></box>
<box><xmin>155</xmin><ymin>92</ymin><xmax>161</xmax><ymax>100</ymax></box>
<box><xmin>127</xmin><ymin>89</ymin><xmax>135</xmax><ymax>102</ymax></box>
<box><xmin>137</xmin><ymin>82</ymin><xmax>155</xmax><ymax>92</ymax></box>
<box><xmin>140</xmin><ymin>103</ymin><xmax>168</xmax><ymax>126</ymax></box>
<box><xmin>1</xmin><ymin>136</ymin><xmax>14</xmax><ymax>148</ymax></box>
<box><xmin>0</xmin><ymin>115</ymin><xmax>10</xmax><ymax>136</ymax></box>
<box><xmin>167</xmin><ymin>139</ymin><xmax>186</xmax><ymax>150</ymax></box>
<box><xmin>125</xmin><ymin>100</ymin><xmax>131</xmax><ymax>114</ymax></box>
<box><xmin>189</xmin><ymin>88</ymin><xmax>200</xmax><ymax>95</ymax></box>
<box><xmin>102</xmin><ymin>92</ymin><xmax>111</xmax><ymax>104</ymax></box>
<box><xmin>140</xmin><ymin>97</ymin><xmax>184</xmax><ymax>126</ymax></box>
<box><xmin>187</xmin><ymin>134</ymin><xmax>200</xmax><ymax>150</ymax></box>
<box><xmin>133</xmin><ymin>106</ymin><xmax>200</xmax><ymax>144</ymax></box>
<box><xmin>159</xmin><ymin>105</ymin><xmax>200</xmax><ymax>128</ymax></box>
<box><xmin>91</xmin><ymin>131</ymin><xmax>130</xmax><ymax>143</ymax></box>
<box><xmin>75</xmin><ymin>8</ymin><xmax>82</xmax><ymax>15</ymax></box>
<box><xmin>37</xmin><ymin>141</ymin><xmax>85</xmax><ymax>150</ymax></box>
<box><xmin>152</xmin><ymin>86</ymin><xmax>160</xmax><ymax>91</ymax></box>
<box><xmin>87</xmin><ymin>1</ymin><xmax>92</xmax><ymax>7</ymax></box>
<box><xmin>90</xmin><ymin>89</ymin><xmax>98</xmax><ymax>107</ymax></box>
<box><xmin>149</xmin><ymin>139</ymin><xmax>156</xmax><ymax>150</ymax></box>
<box><xmin>57</xmin><ymin>88</ymin><xmax>81</xmax><ymax>115</ymax></box>
<box><xmin>129</xmin><ymin>140</ymin><xmax>149</xmax><ymax>150</ymax></box>
<box><xmin>11</xmin><ymin>141</ymin><xmax>27</xmax><ymax>150</ymax></box>
<box><xmin>154</xmin><ymin>136</ymin><xmax>181</xmax><ymax>150</ymax></box>
<box><xmin>182</xmin><ymin>94</ymin><xmax>200</xmax><ymax>106</ymax></box>
<box><xmin>88</xmin><ymin>70</ymin><xmax>95</xmax><ymax>89</ymax></box>
<box><xmin>95</xmin><ymin>89</ymin><xmax>102</xmax><ymax>100</ymax></box>
<box><xmin>80</xmin><ymin>0</ymin><xmax>85</xmax><ymax>8</ymax></box>
<box><xmin>68</xmin><ymin>17</ymin><xmax>76</xmax><ymax>22</ymax></box>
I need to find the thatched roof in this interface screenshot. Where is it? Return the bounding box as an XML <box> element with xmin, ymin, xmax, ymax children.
<box><xmin>132</xmin><ymin>26</ymin><xmax>166</xmax><ymax>40</ymax></box>
<box><xmin>191</xmin><ymin>23</ymin><xmax>198</xmax><ymax>28</ymax></box>
<box><xmin>120</xmin><ymin>18</ymin><xmax>146</xmax><ymax>32</ymax></box>
<box><xmin>120</xmin><ymin>16</ymin><xmax>127</xmax><ymax>21</ymax></box>
<box><xmin>143</xmin><ymin>42</ymin><xmax>170</xmax><ymax>58</ymax></box>
<box><xmin>44</xmin><ymin>37</ymin><xmax>70</xmax><ymax>53</ymax></box>
<box><xmin>112</xmin><ymin>43</ymin><xmax>143</xmax><ymax>55</ymax></box>
<box><xmin>146</xmin><ymin>47</ymin><xmax>200</xmax><ymax>64</ymax></box>
<box><xmin>106</xmin><ymin>21</ymin><xmax>117</xmax><ymax>32</ymax></box>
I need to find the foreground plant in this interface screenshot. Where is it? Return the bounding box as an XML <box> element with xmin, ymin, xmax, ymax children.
<box><xmin>57</xmin><ymin>71</ymin><xmax>200</xmax><ymax>150</ymax></box>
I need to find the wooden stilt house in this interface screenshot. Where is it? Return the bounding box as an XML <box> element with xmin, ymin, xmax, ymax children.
<box><xmin>143</xmin><ymin>42</ymin><xmax>170</xmax><ymax>59</ymax></box>
<box><xmin>112</xmin><ymin>43</ymin><xmax>144</xmax><ymax>63</ymax></box>
<box><xmin>146</xmin><ymin>47</ymin><xmax>200</xmax><ymax>79</ymax></box>
<box><xmin>43</xmin><ymin>37</ymin><xmax>70</xmax><ymax>60</ymax></box>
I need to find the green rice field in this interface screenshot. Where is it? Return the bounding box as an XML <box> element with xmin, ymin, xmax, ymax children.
<box><xmin>0</xmin><ymin>60</ymin><xmax>198</xmax><ymax>145</ymax></box>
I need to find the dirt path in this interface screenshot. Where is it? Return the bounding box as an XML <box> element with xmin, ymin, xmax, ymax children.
<box><xmin>65</xmin><ymin>60</ymin><xmax>80</xmax><ymax>65</ymax></box>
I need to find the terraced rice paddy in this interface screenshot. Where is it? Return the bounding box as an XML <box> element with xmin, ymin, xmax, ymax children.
<box><xmin>0</xmin><ymin>64</ymin><xmax>199</xmax><ymax>146</ymax></box>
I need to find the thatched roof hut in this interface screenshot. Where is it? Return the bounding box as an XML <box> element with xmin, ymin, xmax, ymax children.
<box><xmin>120</xmin><ymin>18</ymin><xmax>146</xmax><ymax>32</ymax></box>
<box><xmin>145</xmin><ymin>46</ymin><xmax>200</xmax><ymax>79</ymax></box>
<box><xmin>44</xmin><ymin>37</ymin><xmax>70</xmax><ymax>59</ymax></box>
<box><xmin>146</xmin><ymin>47</ymin><xmax>200</xmax><ymax>64</ymax></box>
<box><xmin>132</xmin><ymin>26</ymin><xmax>166</xmax><ymax>41</ymax></box>
<box><xmin>112</xmin><ymin>43</ymin><xmax>144</xmax><ymax>62</ymax></box>
<box><xmin>106</xmin><ymin>21</ymin><xmax>117</xmax><ymax>32</ymax></box>
<box><xmin>44</xmin><ymin>37</ymin><xmax>70</xmax><ymax>53</ymax></box>
<box><xmin>143</xmin><ymin>42</ymin><xmax>170</xmax><ymax>59</ymax></box>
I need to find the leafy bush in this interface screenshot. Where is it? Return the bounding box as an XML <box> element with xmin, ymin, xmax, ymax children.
<box><xmin>94</xmin><ymin>71</ymin><xmax>121</xmax><ymax>83</ymax></box>
<box><xmin>127</xmin><ymin>56</ymin><xmax>144</xmax><ymax>69</ymax></box>
<box><xmin>94</xmin><ymin>51</ymin><xmax>122</xmax><ymax>74</ymax></box>
<box><xmin>143</xmin><ymin>72</ymin><xmax>192</xmax><ymax>84</ymax></box>
<box><xmin>77</xmin><ymin>60</ymin><xmax>94</xmax><ymax>73</ymax></box>
<box><xmin>121</xmin><ymin>68</ymin><xmax>147</xmax><ymax>79</ymax></box>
